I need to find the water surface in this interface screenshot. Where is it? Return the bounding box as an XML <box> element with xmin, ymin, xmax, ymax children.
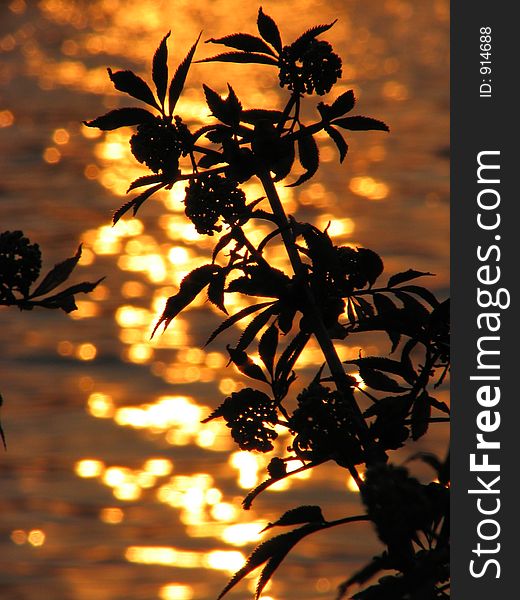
<box><xmin>0</xmin><ymin>1</ymin><xmax>449</xmax><ymax>598</ymax></box>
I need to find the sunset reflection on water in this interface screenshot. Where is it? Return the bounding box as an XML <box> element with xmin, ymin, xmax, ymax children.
<box><xmin>1</xmin><ymin>0</ymin><xmax>448</xmax><ymax>598</ymax></box>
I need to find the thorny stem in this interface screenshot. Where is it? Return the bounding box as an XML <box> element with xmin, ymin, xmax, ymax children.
<box><xmin>257</xmin><ymin>170</ymin><xmax>382</xmax><ymax>469</ymax></box>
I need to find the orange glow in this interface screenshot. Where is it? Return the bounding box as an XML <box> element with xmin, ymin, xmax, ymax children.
<box><xmin>68</xmin><ymin>300</ymin><xmax>99</xmax><ymax>319</ymax></box>
<box><xmin>43</xmin><ymin>147</ymin><xmax>61</xmax><ymax>164</ymax></box>
<box><xmin>88</xmin><ymin>392</ymin><xmax>114</xmax><ymax>419</ymax></box>
<box><xmin>0</xmin><ymin>110</ymin><xmax>14</xmax><ymax>128</ymax></box>
<box><xmin>75</xmin><ymin>459</ymin><xmax>104</xmax><ymax>478</ymax></box>
<box><xmin>143</xmin><ymin>458</ymin><xmax>173</xmax><ymax>477</ymax></box>
<box><xmin>57</xmin><ymin>340</ymin><xmax>73</xmax><ymax>356</ymax></box>
<box><xmin>53</xmin><ymin>128</ymin><xmax>70</xmax><ymax>145</ymax></box>
<box><xmin>221</xmin><ymin>522</ymin><xmax>264</xmax><ymax>546</ymax></box>
<box><xmin>28</xmin><ymin>530</ymin><xmax>46</xmax><ymax>547</ymax></box>
<box><xmin>349</xmin><ymin>176</ymin><xmax>389</xmax><ymax>200</ymax></box>
<box><xmin>159</xmin><ymin>584</ymin><xmax>194</xmax><ymax>600</ymax></box>
<box><xmin>203</xmin><ymin>550</ymin><xmax>246</xmax><ymax>573</ymax></box>
<box><xmin>76</xmin><ymin>343</ymin><xmax>97</xmax><ymax>361</ymax></box>
<box><xmin>230</xmin><ymin>452</ymin><xmax>262</xmax><ymax>489</ymax></box>
<box><xmin>100</xmin><ymin>507</ymin><xmax>124</xmax><ymax>524</ymax></box>
<box><xmin>127</xmin><ymin>343</ymin><xmax>153</xmax><ymax>363</ymax></box>
<box><xmin>10</xmin><ymin>530</ymin><xmax>27</xmax><ymax>545</ymax></box>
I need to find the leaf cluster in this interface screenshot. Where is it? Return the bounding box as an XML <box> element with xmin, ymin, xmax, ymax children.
<box><xmin>80</xmin><ymin>9</ymin><xmax>450</xmax><ymax>600</ymax></box>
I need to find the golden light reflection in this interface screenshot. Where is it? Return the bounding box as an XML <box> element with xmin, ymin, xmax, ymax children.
<box><xmin>28</xmin><ymin>529</ymin><xmax>46</xmax><ymax>547</ymax></box>
<box><xmin>0</xmin><ymin>110</ymin><xmax>14</xmax><ymax>128</ymax></box>
<box><xmin>11</xmin><ymin>530</ymin><xmax>27</xmax><ymax>545</ymax></box>
<box><xmin>87</xmin><ymin>392</ymin><xmax>114</xmax><ymax>419</ymax></box>
<box><xmin>68</xmin><ymin>300</ymin><xmax>99</xmax><ymax>320</ymax></box>
<box><xmin>77</xmin><ymin>246</ymin><xmax>95</xmax><ymax>265</ymax></box>
<box><xmin>346</xmin><ymin>470</ymin><xmax>365</xmax><ymax>493</ymax></box>
<box><xmin>43</xmin><ymin>147</ymin><xmax>61</xmax><ymax>164</ymax></box>
<box><xmin>57</xmin><ymin>340</ymin><xmax>73</xmax><ymax>356</ymax></box>
<box><xmin>127</xmin><ymin>343</ymin><xmax>153</xmax><ymax>363</ymax></box>
<box><xmin>116</xmin><ymin>305</ymin><xmax>151</xmax><ymax>328</ymax></box>
<box><xmin>121</xmin><ymin>280</ymin><xmax>146</xmax><ymax>298</ymax></box>
<box><xmin>76</xmin><ymin>342</ymin><xmax>97</xmax><ymax>361</ymax></box>
<box><xmin>144</xmin><ymin>458</ymin><xmax>173</xmax><ymax>477</ymax></box>
<box><xmin>75</xmin><ymin>459</ymin><xmax>105</xmax><ymax>478</ymax></box>
<box><xmin>52</xmin><ymin>128</ymin><xmax>69</xmax><ymax>145</ymax></box>
<box><xmin>349</xmin><ymin>176</ymin><xmax>389</xmax><ymax>201</ymax></box>
<box><xmin>159</xmin><ymin>584</ymin><xmax>194</xmax><ymax>600</ymax></box>
<box><xmin>315</xmin><ymin>215</ymin><xmax>355</xmax><ymax>239</ymax></box>
<box><xmin>221</xmin><ymin>522</ymin><xmax>264</xmax><ymax>547</ymax></box>
<box><xmin>230</xmin><ymin>451</ymin><xmax>262</xmax><ymax>490</ymax></box>
<box><xmin>100</xmin><ymin>507</ymin><xmax>124</xmax><ymax>524</ymax></box>
<box><xmin>203</xmin><ymin>550</ymin><xmax>246</xmax><ymax>574</ymax></box>
<box><xmin>210</xmin><ymin>502</ymin><xmax>237</xmax><ymax>523</ymax></box>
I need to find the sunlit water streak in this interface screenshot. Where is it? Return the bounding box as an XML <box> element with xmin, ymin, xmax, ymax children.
<box><xmin>1</xmin><ymin>1</ymin><xmax>448</xmax><ymax>598</ymax></box>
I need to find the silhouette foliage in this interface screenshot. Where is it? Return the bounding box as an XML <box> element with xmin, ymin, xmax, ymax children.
<box><xmin>84</xmin><ymin>8</ymin><xmax>450</xmax><ymax>599</ymax></box>
<box><xmin>0</xmin><ymin>231</ymin><xmax>102</xmax><ymax>447</ymax></box>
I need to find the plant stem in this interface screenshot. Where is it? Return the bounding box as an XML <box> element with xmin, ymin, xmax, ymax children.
<box><xmin>257</xmin><ymin>170</ymin><xmax>382</xmax><ymax>467</ymax></box>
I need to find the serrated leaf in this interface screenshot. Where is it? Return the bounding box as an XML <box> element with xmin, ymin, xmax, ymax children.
<box><xmin>207</xmin><ymin>269</ymin><xmax>228</xmax><ymax>314</ymax></box>
<box><xmin>332</xmin><ymin>116</ymin><xmax>389</xmax><ymax>132</ymax></box>
<box><xmin>168</xmin><ymin>32</ymin><xmax>201</xmax><ymax>115</ymax></box>
<box><xmin>198</xmin><ymin>151</ymin><xmax>225</xmax><ymax>168</ymax></box>
<box><xmin>257</xmin><ymin>7</ymin><xmax>282</xmax><ymax>53</ymax></box>
<box><xmin>261</xmin><ymin>505</ymin><xmax>325</xmax><ymax>533</ymax></box>
<box><xmin>152</xmin><ymin>265</ymin><xmax>220</xmax><ymax>336</ymax></box>
<box><xmin>288</xmin><ymin>128</ymin><xmax>319</xmax><ymax>187</ymax></box>
<box><xmin>399</xmin><ymin>285</ymin><xmax>439</xmax><ymax>308</ymax></box>
<box><xmin>107</xmin><ymin>68</ymin><xmax>159</xmax><ymax>110</ymax></box>
<box><xmin>354</xmin><ymin>296</ymin><xmax>375</xmax><ymax>319</ymax></box>
<box><xmin>236</xmin><ymin>306</ymin><xmax>277</xmax><ymax>354</ymax></box>
<box><xmin>83</xmin><ymin>107</ymin><xmax>155</xmax><ymax>130</ymax></box>
<box><xmin>394</xmin><ymin>291</ymin><xmax>430</xmax><ymax>323</ymax></box>
<box><xmin>387</xmin><ymin>269</ymin><xmax>434</xmax><ymax>288</ymax></box>
<box><xmin>30</xmin><ymin>245</ymin><xmax>82</xmax><ymax>298</ymax></box>
<box><xmin>38</xmin><ymin>278</ymin><xmax>104</xmax><ymax>312</ymax></box>
<box><xmin>411</xmin><ymin>390</ymin><xmax>431</xmax><ymax>440</ymax></box>
<box><xmin>330</xmin><ymin>90</ymin><xmax>356</xmax><ymax>118</ymax></box>
<box><xmin>126</xmin><ymin>174</ymin><xmax>164</xmax><ymax>193</ymax></box>
<box><xmin>325</xmin><ymin>125</ymin><xmax>348</xmax><ymax>162</ymax></box>
<box><xmin>259</xmin><ymin>324</ymin><xmax>279</xmax><ymax>376</ymax></box>
<box><xmin>272</xmin><ymin>139</ymin><xmax>295</xmax><ymax>182</ymax></box>
<box><xmin>205</xmin><ymin>301</ymin><xmax>276</xmax><ymax>347</ymax></box>
<box><xmin>217</xmin><ymin>524</ymin><xmax>321</xmax><ymax>600</ymax></box>
<box><xmin>345</xmin><ymin>356</ymin><xmax>416</xmax><ymax>384</ymax></box>
<box><xmin>373</xmin><ymin>293</ymin><xmax>397</xmax><ymax>316</ymax></box>
<box><xmin>212</xmin><ymin>231</ymin><xmax>235</xmax><ymax>263</ymax></box>
<box><xmin>274</xmin><ymin>330</ymin><xmax>310</xmax><ymax>382</ymax></box>
<box><xmin>292</xmin><ymin>21</ymin><xmax>338</xmax><ymax>52</ymax></box>
<box><xmin>152</xmin><ymin>32</ymin><xmax>170</xmax><ymax>106</ymax></box>
<box><xmin>225</xmin><ymin>83</ymin><xmax>243</xmax><ymax>126</ymax></box>
<box><xmin>197</xmin><ymin>51</ymin><xmax>278</xmax><ymax>66</ymax></box>
<box><xmin>227</xmin><ymin>345</ymin><xmax>268</xmax><ymax>383</ymax></box>
<box><xmin>358</xmin><ymin>365</ymin><xmax>407</xmax><ymax>393</ymax></box>
<box><xmin>203</xmin><ymin>84</ymin><xmax>227</xmax><ymax>123</ymax></box>
<box><xmin>429</xmin><ymin>396</ymin><xmax>450</xmax><ymax>415</ymax></box>
<box><xmin>207</xmin><ymin>33</ymin><xmax>278</xmax><ymax>56</ymax></box>
<box><xmin>113</xmin><ymin>182</ymin><xmax>165</xmax><ymax>225</ymax></box>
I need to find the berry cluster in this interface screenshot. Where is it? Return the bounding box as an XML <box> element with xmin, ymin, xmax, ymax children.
<box><xmin>279</xmin><ymin>39</ymin><xmax>342</xmax><ymax>96</ymax></box>
<box><xmin>208</xmin><ymin>388</ymin><xmax>278</xmax><ymax>453</ymax></box>
<box><xmin>130</xmin><ymin>116</ymin><xmax>191</xmax><ymax>176</ymax></box>
<box><xmin>290</xmin><ymin>381</ymin><xmax>362</xmax><ymax>464</ymax></box>
<box><xmin>184</xmin><ymin>174</ymin><xmax>246</xmax><ymax>235</ymax></box>
<box><xmin>0</xmin><ymin>231</ymin><xmax>42</xmax><ymax>301</ymax></box>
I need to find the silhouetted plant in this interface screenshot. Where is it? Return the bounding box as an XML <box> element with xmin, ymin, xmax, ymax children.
<box><xmin>84</xmin><ymin>8</ymin><xmax>450</xmax><ymax>599</ymax></box>
<box><xmin>0</xmin><ymin>230</ymin><xmax>102</xmax><ymax>447</ymax></box>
